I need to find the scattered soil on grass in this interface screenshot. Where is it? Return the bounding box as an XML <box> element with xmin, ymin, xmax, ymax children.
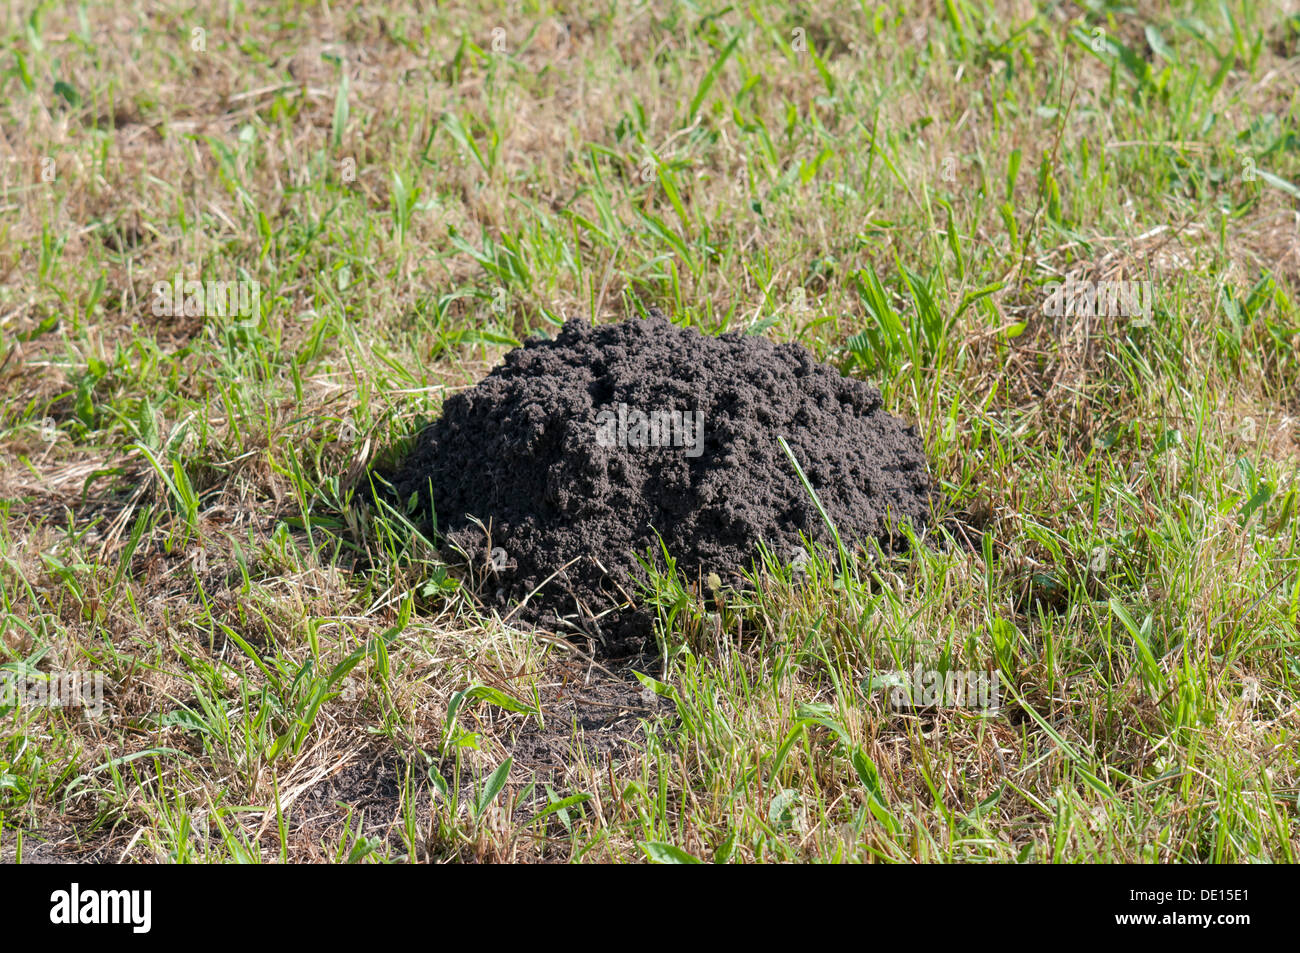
<box><xmin>285</xmin><ymin>745</ymin><xmax>432</xmax><ymax>859</ymax></box>
<box><xmin>0</xmin><ymin>825</ymin><xmax>123</xmax><ymax>864</ymax></box>
<box><xmin>281</xmin><ymin>663</ymin><xmax>666</xmax><ymax>862</ymax></box>
<box><xmin>506</xmin><ymin>655</ymin><xmax>672</xmax><ymax>779</ymax></box>
<box><xmin>385</xmin><ymin>310</ymin><xmax>934</xmax><ymax>649</ymax></box>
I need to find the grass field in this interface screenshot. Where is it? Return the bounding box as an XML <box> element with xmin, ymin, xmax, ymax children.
<box><xmin>1</xmin><ymin>0</ymin><xmax>1298</xmax><ymax>863</ymax></box>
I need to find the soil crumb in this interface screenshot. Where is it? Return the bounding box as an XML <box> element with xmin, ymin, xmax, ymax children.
<box><xmin>386</xmin><ymin>311</ymin><xmax>933</xmax><ymax>648</ymax></box>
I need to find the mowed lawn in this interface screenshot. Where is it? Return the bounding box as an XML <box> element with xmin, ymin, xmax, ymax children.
<box><xmin>1</xmin><ymin>0</ymin><xmax>1298</xmax><ymax>862</ymax></box>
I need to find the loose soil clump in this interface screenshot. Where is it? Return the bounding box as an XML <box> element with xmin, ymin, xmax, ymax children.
<box><xmin>385</xmin><ymin>311</ymin><xmax>933</xmax><ymax>649</ymax></box>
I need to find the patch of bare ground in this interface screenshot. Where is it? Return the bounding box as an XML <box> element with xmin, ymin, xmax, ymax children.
<box><xmin>506</xmin><ymin>655</ymin><xmax>670</xmax><ymax>780</ymax></box>
<box><xmin>0</xmin><ymin>823</ymin><xmax>122</xmax><ymax>864</ymax></box>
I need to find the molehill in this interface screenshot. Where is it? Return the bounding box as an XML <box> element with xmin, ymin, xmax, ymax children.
<box><xmin>385</xmin><ymin>311</ymin><xmax>934</xmax><ymax>648</ymax></box>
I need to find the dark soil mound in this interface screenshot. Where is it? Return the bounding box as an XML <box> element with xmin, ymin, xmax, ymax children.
<box><xmin>385</xmin><ymin>311</ymin><xmax>933</xmax><ymax>649</ymax></box>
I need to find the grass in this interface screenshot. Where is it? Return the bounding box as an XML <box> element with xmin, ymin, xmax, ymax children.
<box><xmin>0</xmin><ymin>0</ymin><xmax>1298</xmax><ymax>863</ymax></box>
